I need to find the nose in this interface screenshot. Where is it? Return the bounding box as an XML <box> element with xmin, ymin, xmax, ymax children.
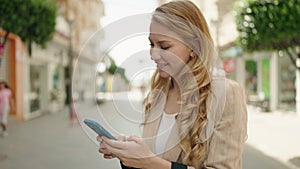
<box><xmin>150</xmin><ymin>48</ymin><xmax>161</xmax><ymax>61</ymax></box>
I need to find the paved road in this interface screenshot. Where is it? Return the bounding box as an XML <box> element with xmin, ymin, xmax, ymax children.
<box><xmin>0</xmin><ymin>100</ymin><xmax>293</xmax><ymax>169</ymax></box>
<box><xmin>0</xmin><ymin>104</ymin><xmax>120</xmax><ymax>169</ymax></box>
<box><xmin>242</xmin><ymin>144</ymin><xmax>292</xmax><ymax>169</ymax></box>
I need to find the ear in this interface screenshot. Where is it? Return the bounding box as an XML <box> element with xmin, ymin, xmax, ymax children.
<box><xmin>190</xmin><ymin>50</ymin><xmax>196</xmax><ymax>58</ymax></box>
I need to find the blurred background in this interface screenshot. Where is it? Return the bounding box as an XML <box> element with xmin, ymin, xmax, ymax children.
<box><xmin>0</xmin><ymin>0</ymin><xmax>299</xmax><ymax>169</ymax></box>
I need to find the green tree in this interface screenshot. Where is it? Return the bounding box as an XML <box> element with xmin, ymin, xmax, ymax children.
<box><xmin>235</xmin><ymin>0</ymin><xmax>300</xmax><ymax>70</ymax></box>
<box><xmin>0</xmin><ymin>0</ymin><xmax>56</xmax><ymax>55</ymax></box>
<box><xmin>108</xmin><ymin>63</ymin><xmax>118</xmax><ymax>75</ymax></box>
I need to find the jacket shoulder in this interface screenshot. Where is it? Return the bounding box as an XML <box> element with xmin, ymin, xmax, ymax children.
<box><xmin>224</xmin><ymin>79</ymin><xmax>246</xmax><ymax>101</ymax></box>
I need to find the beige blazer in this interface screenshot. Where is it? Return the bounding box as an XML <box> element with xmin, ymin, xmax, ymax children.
<box><xmin>142</xmin><ymin>79</ymin><xmax>248</xmax><ymax>169</ymax></box>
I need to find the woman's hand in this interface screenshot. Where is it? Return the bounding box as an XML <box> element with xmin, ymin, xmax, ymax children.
<box><xmin>102</xmin><ymin>135</ymin><xmax>156</xmax><ymax>168</ymax></box>
<box><xmin>97</xmin><ymin>135</ymin><xmax>126</xmax><ymax>159</ymax></box>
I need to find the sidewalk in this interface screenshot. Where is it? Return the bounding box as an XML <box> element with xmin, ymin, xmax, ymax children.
<box><xmin>1</xmin><ymin>103</ymin><xmax>299</xmax><ymax>169</ymax></box>
<box><xmin>246</xmin><ymin>106</ymin><xmax>300</xmax><ymax>169</ymax></box>
<box><xmin>0</xmin><ymin>104</ymin><xmax>121</xmax><ymax>169</ymax></box>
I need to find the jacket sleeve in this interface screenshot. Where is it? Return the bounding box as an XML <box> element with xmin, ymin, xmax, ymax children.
<box><xmin>120</xmin><ymin>161</ymin><xmax>140</xmax><ymax>169</ymax></box>
<box><xmin>203</xmin><ymin>81</ymin><xmax>248</xmax><ymax>169</ymax></box>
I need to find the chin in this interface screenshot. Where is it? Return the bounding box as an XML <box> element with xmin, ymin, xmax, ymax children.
<box><xmin>158</xmin><ymin>70</ymin><xmax>171</xmax><ymax>78</ymax></box>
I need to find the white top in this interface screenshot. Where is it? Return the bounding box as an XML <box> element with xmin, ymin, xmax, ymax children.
<box><xmin>155</xmin><ymin>112</ymin><xmax>177</xmax><ymax>157</ymax></box>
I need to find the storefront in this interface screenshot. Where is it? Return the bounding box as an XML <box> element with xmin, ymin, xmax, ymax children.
<box><xmin>24</xmin><ymin>39</ymin><xmax>68</xmax><ymax>119</ymax></box>
<box><xmin>278</xmin><ymin>53</ymin><xmax>296</xmax><ymax>111</ymax></box>
<box><xmin>221</xmin><ymin>47</ymin><xmax>274</xmax><ymax>111</ymax></box>
<box><xmin>227</xmin><ymin>49</ymin><xmax>297</xmax><ymax>112</ymax></box>
<box><xmin>25</xmin><ymin>63</ymin><xmax>48</xmax><ymax>119</ymax></box>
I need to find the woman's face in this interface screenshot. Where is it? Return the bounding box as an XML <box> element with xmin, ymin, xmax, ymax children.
<box><xmin>149</xmin><ymin>20</ymin><xmax>191</xmax><ymax>78</ymax></box>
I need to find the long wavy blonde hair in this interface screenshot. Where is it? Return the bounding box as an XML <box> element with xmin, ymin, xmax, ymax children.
<box><xmin>144</xmin><ymin>0</ymin><xmax>216</xmax><ymax>168</ymax></box>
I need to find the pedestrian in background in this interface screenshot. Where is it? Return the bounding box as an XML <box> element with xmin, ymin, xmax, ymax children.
<box><xmin>97</xmin><ymin>1</ymin><xmax>248</xmax><ymax>169</ymax></box>
<box><xmin>0</xmin><ymin>81</ymin><xmax>14</xmax><ymax>137</ymax></box>
<box><xmin>69</xmin><ymin>99</ymin><xmax>77</xmax><ymax>126</ymax></box>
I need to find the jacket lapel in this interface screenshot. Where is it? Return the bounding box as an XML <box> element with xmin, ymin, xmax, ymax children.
<box><xmin>142</xmin><ymin>96</ymin><xmax>165</xmax><ymax>153</ymax></box>
<box><xmin>162</xmin><ymin>121</ymin><xmax>182</xmax><ymax>162</ymax></box>
<box><xmin>142</xmin><ymin>91</ymin><xmax>182</xmax><ymax>162</ymax></box>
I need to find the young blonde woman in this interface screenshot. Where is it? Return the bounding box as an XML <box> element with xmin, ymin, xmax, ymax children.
<box><xmin>98</xmin><ymin>1</ymin><xmax>247</xmax><ymax>169</ymax></box>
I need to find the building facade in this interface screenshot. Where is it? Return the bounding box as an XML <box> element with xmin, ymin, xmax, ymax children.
<box><xmin>214</xmin><ymin>0</ymin><xmax>297</xmax><ymax>112</ymax></box>
<box><xmin>0</xmin><ymin>32</ymin><xmax>26</xmax><ymax>121</ymax></box>
<box><xmin>0</xmin><ymin>0</ymin><xmax>105</xmax><ymax>121</ymax></box>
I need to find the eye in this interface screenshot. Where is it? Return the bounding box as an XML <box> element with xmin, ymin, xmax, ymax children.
<box><xmin>149</xmin><ymin>43</ymin><xmax>154</xmax><ymax>48</ymax></box>
<box><xmin>161</xmin><ymin>46</ymin><xmax>170</xmax><ymax>50</ymax></box>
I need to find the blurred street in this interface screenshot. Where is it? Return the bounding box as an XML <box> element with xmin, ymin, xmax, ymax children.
<box><xmin>245</xmin><ymin>106</ymin><xmax>300</xmax><ymax>169</ymax></box>
<box><xmin>0</xmin><ymin>101</ymin><xmax>121</xmax><ymax>169</ymax></box>
<box><xmin>1</xmin><ymin>99</ymin><xmax>299</xmax><ymax>169</ymax></box>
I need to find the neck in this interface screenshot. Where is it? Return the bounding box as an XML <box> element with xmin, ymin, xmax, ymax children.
<box><xmin>170</xmin><ymin>79</ymin><xmax>180</xmax><ymax>94</ymax></box>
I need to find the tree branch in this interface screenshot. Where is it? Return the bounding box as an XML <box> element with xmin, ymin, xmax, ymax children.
<box><xmin>285</xmin><ymin>48</ymin><xmax>300</xmax><ymax>71</ymax></box>
<box><xmin>28</xmin><ymin>40</ymin><xmax>32</xmax><ymax>56</ymax></box>
<box><xmin>1</xmin><ymin>30</ymin><xmax>10</xmax><ymax>45</ymax></box>
<box><xmin>298</xmin><ymin>46</ymin><xmax>300</xmax><ymax>72</ymax></box>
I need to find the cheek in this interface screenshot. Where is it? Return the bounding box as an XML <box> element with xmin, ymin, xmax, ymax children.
<box><xmin>178</xmin><ymin>50</ymin><xmax>191</xmax><ymax>63</ymax></box>
<box><xmin>164</xmin><ymin>50</ymin><xmax>190</xmax><ymax>67</ymax></box>
<box><xmin>172</xmin><ymin>46</ymin><xmax>190</xmax><ymax>61</ymax></box>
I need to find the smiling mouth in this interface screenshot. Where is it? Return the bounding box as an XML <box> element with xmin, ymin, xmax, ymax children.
<box><xmin>157</xmin><ymin>63</ymin><xmax>168</xmax><ymax>69</ymax></box>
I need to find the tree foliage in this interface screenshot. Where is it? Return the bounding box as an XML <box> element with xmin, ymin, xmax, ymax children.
<box><xmin>107</xmin><ymin>63</ymin><xmax>128</xmax><ymax>83</ymax></box>
<box><xmin>107</xmin><ymin>63</ymin><xmax>117</xmax><ymax>75</ymax></box>
<box><xmin>235</xmin><ymin>0</ymin><xmax>300</xmax><ymax>69</ymax></box>
<box><xmin>0</xmin><ymin>0</ymin><xmax>56</xmax><ymax>54</ymax></box>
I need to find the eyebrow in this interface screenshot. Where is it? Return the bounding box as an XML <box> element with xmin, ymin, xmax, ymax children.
<box><xmin>148</xmin><ymin>37</ymin><xmax>171</xmax><ymax>44</ymax></box>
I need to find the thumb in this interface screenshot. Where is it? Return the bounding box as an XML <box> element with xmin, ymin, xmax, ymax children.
<box><xmin>127</xmin><ymin>135</ymin><xmax>141</xmax><ymax>143</ymax></box>
<box><xmin>115</xmin><ymin>134</ymin><xmax>126</xmax><ymax>141</ymax></box>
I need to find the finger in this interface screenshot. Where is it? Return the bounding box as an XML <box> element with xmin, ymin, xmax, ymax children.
<box><xmin>96</xmin><ymin>135</ymin><xmax>102</xmax><ymax>142</ymax></box>
<box><xmin>102</xmin><ymin>140</ymin><xmax>125</xmax><ymax>156</ymax></box>
<box><xmin>99</xmin><ymin>148</ymin><xmax>118</xmax><ymax>159</ymax></box>
<box><xmin>110</xmin><ymin>154</ymin><xmax>117</xmax><ymax>158</ymax></box>
<box><xmin>103</xmin><ymin>154</ymin><xmax>114</xmax><ymax>159</ymax></box>
<box><xmin>102</xmin><ymin>136</ymin><xmax>127</xmax><ymax>149</ymax></box>
<box><xmin>99</xmin><ymin>148</ymin><xmax>111</xmax><ymax>155</ymax></box>
<box><xmin>100</xmin><ymin>141</ymin><xmax>106</xmax><ymax>148</ymax></box>
<box><xmin>127</xmin><ymin>135</ymin><xmax>141</xmax><ymax>143</ymax></box>
<box><xmin>116</xmin><ymin>134</ymin><xmax>126</xmax><ymax>141</ymax></box>
<box><xmin>98</xmin><ymin>148</ymin><xmax>107</xmax><ymax>154</ymax></box>
<box><xmin>106</xmin><ymin>153</ymin><xmax>117</xmax><ymax>158</ymax></box>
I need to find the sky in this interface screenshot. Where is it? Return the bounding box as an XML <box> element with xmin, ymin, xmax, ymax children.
<box><xmin>99</xmin><ymin>0</ymin><xmax>219</xmax><ymax>66</ymax></box>
<box><xmin>101</xmin><ymin>0</ymin><xmax>157</xmax><ymax>26</ymax></box>
<box><xmin>100</xmin><ymin>0</ymin><xmax>157</xmax><ymax>66</ymax></box>
<box><xmin>99</xmin><ymin>0</ymin><xmax>158</xmax><ymax>85</ymax></box>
